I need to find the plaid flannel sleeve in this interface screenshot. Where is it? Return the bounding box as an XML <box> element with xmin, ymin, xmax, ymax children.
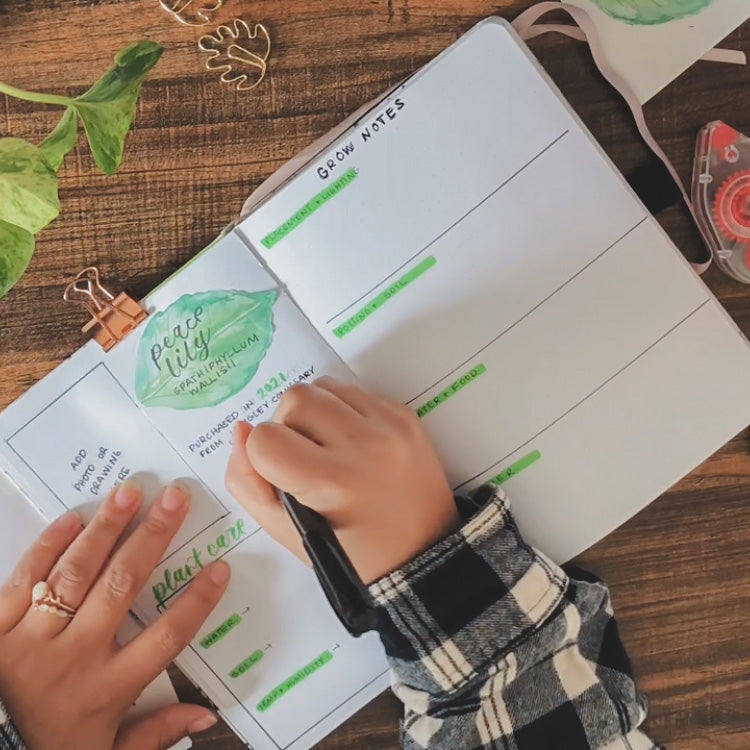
<box><xmin>0</xmin><ymin>698</ymin><xmax>25</xmax><ymax>750</ymax></box>
<box><xmin>369</xmin><ymin>485</ymin><xmax>658</xmax><ymax>750</ymax></box>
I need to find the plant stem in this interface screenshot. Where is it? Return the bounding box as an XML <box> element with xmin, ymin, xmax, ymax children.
<box><xmin>0</xmin><ymin>80</ymin><xmax>71</xmax><ymax>108</ymax></box>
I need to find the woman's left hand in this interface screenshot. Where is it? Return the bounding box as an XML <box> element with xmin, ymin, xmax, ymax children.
<box><xmin>0</xmin><ymin>481</ymin><xmax>230</xmax><ymax>750</ymax></box>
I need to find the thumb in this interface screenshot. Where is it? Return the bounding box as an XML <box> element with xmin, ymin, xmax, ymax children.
<box><xmin>226</xmin><ymin>422</ymin><xmax>284</xmax><ymax>525</ymax></box>
<box><xmin>225</xmin><ymin>422</ymin><xmax>310</xmax><ymax>564</ymax></box>
<box><xmin>113</xmin><ymin>703</ymin><xmax>217</xmax><ymax>750</ymax></box>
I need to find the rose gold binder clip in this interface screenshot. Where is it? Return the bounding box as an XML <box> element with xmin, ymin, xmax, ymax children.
<box><xmin>63</xmin><ymin>267</ymin><xmax>147</xmax><ymax>352</ymax></box>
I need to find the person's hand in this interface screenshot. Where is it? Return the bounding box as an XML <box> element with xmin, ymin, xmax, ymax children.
<box><xmin>225</xmin><ymin>377</ymin><xmax>459</xmax><ymax>584</ymax></box>
<box><xmin>0</xmin><ymin>482</ymin><xmax>231</xmax><ymax>750</ymax></box>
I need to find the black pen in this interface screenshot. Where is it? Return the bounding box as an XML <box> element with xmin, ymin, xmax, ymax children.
<box><xmin>280</xmin><ymin>492</ymin><xmax>377</xmax><ymax>636</ymax></box>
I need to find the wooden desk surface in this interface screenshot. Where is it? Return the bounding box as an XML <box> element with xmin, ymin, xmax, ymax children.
<box><xmin>1</xmin><ymin>1</ymin><xmax>749</xmax><ymax>747</ymax></box>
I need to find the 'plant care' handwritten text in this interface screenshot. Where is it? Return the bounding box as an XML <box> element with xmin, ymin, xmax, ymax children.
<box><xmin>152</xmin><ymin>518</ymin><xmax>246</xmax><ymax>607</ymax></box>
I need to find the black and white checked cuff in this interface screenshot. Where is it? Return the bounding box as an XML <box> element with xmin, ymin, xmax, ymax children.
<box><xmin>369</xmin><ymin>486</ymin><xmax>569</xmax><ymax>695</ymax></box>
<box><xmin>0</xmin><ymin>698</ymin><xmax>26</xmax><ymax>750</ymax></box>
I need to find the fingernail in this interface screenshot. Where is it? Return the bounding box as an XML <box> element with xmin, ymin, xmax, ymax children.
<box><xmin>208</xmin><ymin>560</ymin><xmax>231</xmax><ymax>586</ymax></box>
<box><xmin>232</xmin><ymin>421</ymin><xmax>251</xmax><ymax>447</ymax></box>
<box><xmin>188</xmin><ymin>712</ymin><xmax>218</xmax><ymax>734</ymax></box>
<box><xmin>231</xmin><ymin>422</ymin><xmax>243</xmax><ymax>451</ymax></box>
<box><xmin>113</xmin><ymin>481</ymin><xmax>141</xmax><ymax>511</ymax></box>
<box><xmin>161</xmin><ymin>484</ymin><xmax>190</xmax><ymax>512</ymax></box>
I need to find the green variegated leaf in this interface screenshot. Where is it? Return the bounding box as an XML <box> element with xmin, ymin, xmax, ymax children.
<box><xmin>39</xmin><ymin>108</ymin><xmax>79</xmax><ymax>172</ymax></box>
<box><xmin>134</xmin><ymin>289</ymin><xmax>278</xmax><ymax>409</ymax></box>
<box><xmin>0</xmin><ymin>219</ymin><xmax>35</xmax><ymax>299</ymax></box>
<box><xmin>0</xmin><ymin>40</ymin><xmax>163</xmax><ymax>304</ymax></box>
<box><xmin>0</xmin><ymin>138</ymin><xmax>59</xmax><ymax>234</ymax></box>
<box><xmin>72</xmin><ymin>40</ymin><xmax>163</xmax><ymax>175</ymax></box>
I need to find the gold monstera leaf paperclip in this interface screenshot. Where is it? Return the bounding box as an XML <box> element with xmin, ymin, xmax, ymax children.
<box><xmin>199</xmin><ymin>20</ymin><xmax>271</xmax><ymax>91</ymax></box>
<box><xmin>160</xmin><ymin>0</ymin><xmax>223</xmax><ymax>26</ymax></box>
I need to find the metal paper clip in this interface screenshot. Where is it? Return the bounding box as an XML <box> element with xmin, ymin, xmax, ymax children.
<box><xmin>63</xmin><ymin>267</ymin><xmax>147</xmax><ymax>352</ymax></box>
<box><xmin>199</xmin><ymin>20</ymin><xmax>271</xmax><ymax>91</ymax></box>
<box><xmin>159</xmin><ymin>0</ymin><xmax>223</xmax><ymax>26</ymax></box>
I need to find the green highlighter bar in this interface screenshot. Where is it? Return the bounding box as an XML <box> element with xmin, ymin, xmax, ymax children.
<box><xmin>489</xmin><ymin>450</ymin><xmax>541</xmax><ymax>486</ymax></box>
<box><xmin>333</xmin><ymin>255</ymin><xmax>436</xmax><ymax>339</ymax></box>
<box><xmin>199</xmin><ymin>613</ymin><xmax>242</xmax><ymax>649</ymax></box>
<box><xmin>256</xmin><ymin>650</ymin><xmax>334</xmax><ymax>712</ymax></box>
<box><xmin>229</xmin><ymin>649</ymin><xmax>264</xmax><ymax>679</ymax></box>
<box><xmin>416</xmin><ymin>364</ymin><xmax>487</xmax><ymax>418</ymax></box>
<box><xmin>261</xmin><ymin>169</ymin><xmax>358</xmax><ymax>249</ymax></box>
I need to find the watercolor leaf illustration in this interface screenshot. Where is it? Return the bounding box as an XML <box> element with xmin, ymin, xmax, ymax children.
<box><xmin>589</xmin><ymin>0</ymin><xmax>714</xmax><ymax>25</ymax></box>
<box><xmin>135</xmin><ymin>289</ymin><xmax>279</xmax><ymax>410</ymax></box>
<box><xmin>198</xmin><ymin>20</ymin><xmax>271</xmax><ymax>91</ymax></box>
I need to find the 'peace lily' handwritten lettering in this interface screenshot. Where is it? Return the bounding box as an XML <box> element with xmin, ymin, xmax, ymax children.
<box><xmin>152</xmin><ymin>518</ymin><xmax>246</xmax><ymax>607</ymax></box>
<box><xmin>135</xmin><ymin>289</ymin><xmax>278</xmax><ymax>410</ymax></box>
<box><xmin>150</xmin><ymin>304</ymin><xmax>210</xmax><ymax>378</ymax></box>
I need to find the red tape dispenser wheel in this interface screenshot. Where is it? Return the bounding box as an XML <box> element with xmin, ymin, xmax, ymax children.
<box><xmin>713</xmin><ymin>171</ymin><xmax>750</xmax><ymax>243</ymax></box>
<box><xmin>692</xmin><ymin>121</ymin><xmax>750</xmax><ymax>283</ymax></box>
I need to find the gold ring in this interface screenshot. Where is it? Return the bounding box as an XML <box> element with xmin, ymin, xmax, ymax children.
<box><xmin>31</xmin><ymin>581</ymin><xmax>77</xmax><ymax>619</ymax></box>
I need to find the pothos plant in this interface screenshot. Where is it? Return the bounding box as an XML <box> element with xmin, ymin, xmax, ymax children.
<box><xmin>0</xmin><ymin>40</ymin><xmax>163</xmax><ymax>299</ymax></box>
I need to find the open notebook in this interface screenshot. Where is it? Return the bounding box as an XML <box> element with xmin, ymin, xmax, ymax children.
<box><xmin>1</xmin><ymin>18</ymin><xmax>749</xmax><ymax>750</ymax></box>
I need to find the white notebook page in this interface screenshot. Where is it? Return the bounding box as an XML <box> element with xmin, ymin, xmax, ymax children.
<box><xmin>237</xmin><ymin>18</ymin><xmax>750</xmax><ymax>562</ymax></box>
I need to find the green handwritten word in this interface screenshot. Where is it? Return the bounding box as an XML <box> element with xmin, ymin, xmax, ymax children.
<box><xmin>152</xmin><ymin>519</ymin><xmax>246</xmax><ymax>607</ymax></box>
<box><xmin>261</xmin><ymin>168</ymin><xmax>358</xmax><ymax>249</ymax></box>
<box><xmin>333</xmin><ymin>255</ymin><xmax>436</xmax><ymax>339</ymax></box>
<box><xmin>200</xmin><ymin>613</ymin><xmax>243</xmax><ymax>649</ymax></box>
<box><xmin>256</xmin><ymin>650</ymin><xmax>333</xmax><ymax>712</ymax></box>
<box><xmin>230</xmin><ymin>649</ymin><xmax>264</xmax><ymax>678</ymax></box>
<box><xmin>256</xmin><ymin>371</ymin><xmax>287</xmax><ymax>399</ymax></box>
<box><xmin>416</xmin><ymin>364</ymin><xmax>487</xmax><ymax>418</ymax></box>
<box><xmin>489</xmin><ymin>450</ymin><xmax>541</xmax><ymax>486</ymax></box>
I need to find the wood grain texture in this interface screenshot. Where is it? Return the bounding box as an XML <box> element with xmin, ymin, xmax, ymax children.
<box><xmin>1</xmin><ymin>1</ymin><xmax>749</xmax><ymax>747</ymax></box>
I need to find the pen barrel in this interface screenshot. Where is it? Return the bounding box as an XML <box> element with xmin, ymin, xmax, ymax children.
<box><xmin>302</xmin><ymin>529</ymin><xmax>378</xmax><ymax>637</ymax></box>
